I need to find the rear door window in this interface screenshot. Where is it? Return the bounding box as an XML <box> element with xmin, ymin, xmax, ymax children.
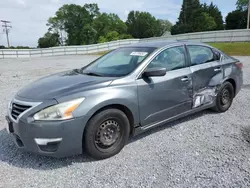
<box><xmin>187</xmin><ymin>45</ymin><xmax>215</xmax><ymax>66</ymax></box>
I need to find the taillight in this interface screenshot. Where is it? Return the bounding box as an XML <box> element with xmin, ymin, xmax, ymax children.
<box><xmin>235</xmin><ymin>62</ymin><xmax>243</xmax><ymax>69</ymax></box>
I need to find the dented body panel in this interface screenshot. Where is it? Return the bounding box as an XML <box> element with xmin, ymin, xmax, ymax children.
<box><xmin>190</xmin><ymin>62</ymin><xmax>221</xmax><ymax>108</ymax></box>
<box><xmin>186</xmin><ymin>46</ymin><xmax>243</xmax><ymax>109</ymax></box>
<box><xmin>136</xmin><ymin>42</ymin><xmax>243</xmax><ymax>129</ymax></box>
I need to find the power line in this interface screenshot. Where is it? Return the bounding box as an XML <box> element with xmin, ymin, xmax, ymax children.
<box><xmin>1</xmin><ymin>20</ymin><xmax>12</xmax><ymax>47</ymax></box>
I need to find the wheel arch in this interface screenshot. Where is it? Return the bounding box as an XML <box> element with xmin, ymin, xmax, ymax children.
<box><xmin>91</xmin><ymin>104</ymin><xmax>135</xmax><ymax>134</ymax></box>
<box><xmin>82</xmin><ymin>103</ymin><xmax>135</xmax><ymax>159</ymax></box>
<box><xmin>209</xmin><ymin>75</ymin><xmax>237</xmax><ymax>97</ymax></box>
<box><xmin>224</xmin><ymin>78</ymin><xmax>236</xmax><ymax>97</ymax></box>
<box><xmin>84</xmin><ymin>103</ymin><xmax>137</xmax><ymax>136</ymax></box>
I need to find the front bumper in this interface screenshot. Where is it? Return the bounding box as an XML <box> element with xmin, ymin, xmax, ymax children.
<box><xmin>6</xmin><ymin>115</ymin><xmax>87</xmax><ymax>158</ymax></box>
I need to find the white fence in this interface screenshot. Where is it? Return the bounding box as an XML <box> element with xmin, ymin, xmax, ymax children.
<box><xmin>1</xmin><ymin>29</ymin><xmax>250</xmax><ymax>59</ymax></box>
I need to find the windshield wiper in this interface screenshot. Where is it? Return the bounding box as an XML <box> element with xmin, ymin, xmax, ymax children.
<box><xmin>83</xmin><ymin>72</ymin><xmax>103</xmax><ymax>77</ymax></box>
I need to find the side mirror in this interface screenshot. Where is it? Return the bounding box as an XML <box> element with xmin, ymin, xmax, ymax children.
<box><xmin>143</xmin><ymin>67</ymin><xmax>167</xmax><ymax>77</ymax></box>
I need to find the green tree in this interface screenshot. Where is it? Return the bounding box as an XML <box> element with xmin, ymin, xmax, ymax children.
<box><xmin>158</xmin><ymin>19</ymin><xmax>173</xmax><ymax>35</ymax></box>
<box><xmin>83</xmin><ymin>3</ymin><xmax>100</xmax><ymax>20</ymax></box>
<box><xmin>16</xmin><ymin>46</ymin><xmax>30</xmax><ymax>49</ymax></box>
<box><xmin>39</xmin><ymin>3</ymin><xmax>133</xmax><ymax>46</ymax></box>
<box><xmin>80</xmin><ymin>24</ymin><xmax>97</xmax><ymax>45</ymax></box>
<box><xmin>98</xmin><ymin>36</ymin><xmax>107</xmax><ymax>43</ymax></box>
<box><xmin>236</xmin><ymin>0</ymin><xmax>249</xmax><ymax>10</ymax></box>
<box><xmin>93</xmin><ymin>13</ymin><xmax>112</xmax><ymax>39</ymax></box>
<box><xmin>178</xmin><ymin>0</ymin><xmax>201</xmax><ymax>25</ymax></box>
<box><xmin>172</xmin><ymin>0</ymin><xmax>222</xmax><ymax>34</ymax></box>
<box><xmin>126</xmin><ymin>11</ymin><xmax>163</xmax><ymax>38</ymax></box>
<box><xmin>47</xmin><ymin>17</ymin><xmax>65</xmax><ymax>45</ymax></box>
<box><xmin>225</xmin><ymin>10</ymin><xmax>248</xmax><ymax>29</ymax></box>
<box><xmin>172</xmin><ymin>0</ymin><xmax>202</xmax><ymax>34</ymax></box>
<box><xmin>109</xmin><ymin>14</ymin><xmax>127</xmax><ymax>34</ymax></box>
<box><xmin>105</xmin><ymin>31</ymin><xmax>120</xmax><ymax>41</ymax></box>
<box><xmin>93</xmin><ymin>13</ymin><xmax>127</xmax><ymax>41</ymax></box>
<box><xmin>171</xmin><ymin>24</ymin><xmax>190</xmax><ymax>35</ymax></box>
<box><xmin>0</xmin><ymin>45</ymin><xmax>31</xmax><ymax>49</ymax></box>
<box><xmin>202</xmin><ymin>2</ymin><xmax>224</xmax><ymax>30</ymax></box>
<box><xmin>119</xmin><ymin>34</ymin><xmax>133</xmax><ymax>39</ymax></box>
<box><xmin>194</xmin><ymin>12</ymin><xmax>217</xmax><ymax>31</ymax></box>
<box><xmin>38</xmin><ymin>32</ymin><xmax>60</xmax><ymax>48</ymax></box>
<box><xmin>98</xmin><ymin>32</ymin><xmax>133</xmax><ymax>43</ymax></box>
<box><xmin>47</xmin><ymin>4</ymin><xmax>100</xmax><ymax>45</ymax></box>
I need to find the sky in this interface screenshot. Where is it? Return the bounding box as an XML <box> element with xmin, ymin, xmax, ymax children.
<box><xmin>0</xmin><ymin>0</ymin><xmax>238</xmax><ymax>47</ymax></box>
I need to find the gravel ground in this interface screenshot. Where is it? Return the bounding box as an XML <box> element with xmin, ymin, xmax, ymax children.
<box><xmin>0</xmin><ymin>55</ymin><xmax>250</xmax><ymax>188</ymax></box>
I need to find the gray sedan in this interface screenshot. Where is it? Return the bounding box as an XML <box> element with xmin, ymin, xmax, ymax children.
<box><xmin>6</xmin><ymin>41</ymin><xmax>243</xmax><ymax>159</ymax></box>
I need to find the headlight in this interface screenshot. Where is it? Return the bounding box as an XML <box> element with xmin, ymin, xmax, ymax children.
<box><xmin>33</xmin><ymin>98</ymin><xmax>85</xmax><ymax>121</ymax></box>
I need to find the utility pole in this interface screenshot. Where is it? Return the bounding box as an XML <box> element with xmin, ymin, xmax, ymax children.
<box><xmin>248</xmin><ymin>0</ymin><xmax>250</xmax><ymax>29</ymax></box>
<box><xmin>1</xmin><ymin>20</ymin><xmax>12</xmax><ymax>47</ymax></box>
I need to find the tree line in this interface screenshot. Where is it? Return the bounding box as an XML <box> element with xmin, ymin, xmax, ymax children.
<box><xmin>172</xmin><ymin>0</ymin><xmax>249</xmax><ymax>34</ymax></box>
<box><xmin>226</xmin><ymin>0</ymin><xmax>249</xmax><ymax>30</ymax></box>
<box><xmin>37</xmin><ymin>4</ymin><xmax>172</xmax><ymax>48</ymax></box>
<box><xmin>1</xmin><ymin>0</ymin><xmax>248</xmax><ymax>49</ymax></box>
<box><xmin>0</xmin><ymin>45</ymin><xmax>31</xmax><ymax>49</ymax></box>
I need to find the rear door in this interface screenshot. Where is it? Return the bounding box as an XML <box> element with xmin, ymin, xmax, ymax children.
<box><xmin>186</xmin><ymin>45</ymin><xmax>223</xmax><ymax>107</ymax></box>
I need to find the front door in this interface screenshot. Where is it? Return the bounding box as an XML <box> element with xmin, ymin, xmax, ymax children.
<box><xmin>136</xmin><ymin>45</ymin><xmax>193</xmax><ymax>127</ymax></box>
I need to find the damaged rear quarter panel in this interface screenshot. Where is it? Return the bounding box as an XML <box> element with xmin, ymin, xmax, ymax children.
<box><xmin>191</xmin><ymin>59</ymin><xmax>235</xmax><ymax>108</ymax></box>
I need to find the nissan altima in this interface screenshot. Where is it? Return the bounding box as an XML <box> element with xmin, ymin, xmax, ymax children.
<box><xmin>6</xmin><ymin>41</ymin><xmax>243</xmax><ymax>159</ymax></box>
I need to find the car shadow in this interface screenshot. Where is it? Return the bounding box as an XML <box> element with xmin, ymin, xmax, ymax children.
<box><xmin>241</xmin><ymin>126</ymin><xmax>250</xmax><ymax>144</ymax></box>
<box><xmin>128</xmin><ymin>109</ymin><xmax>213</xmax><ymax>144</ymax></box>
<box><xmin>0</xmin><ymin>129</ymin><xmax>94</xmax><ymax>170</ymax></box>
<box><xmin>0</xmin><ymin>109</ymin><xmax>214</xmax><ymax>170</ymax></box>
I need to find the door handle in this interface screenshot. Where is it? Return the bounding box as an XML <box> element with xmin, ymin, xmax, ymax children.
<box><xmin>181</xmin><ymin>76</ymin><xmax>190</xmax><ymax>82</ymax></box>
<box><xmin>214</xmin><ymin>67</ymin><xmax>222</xmax><ymax>72</ymax></box>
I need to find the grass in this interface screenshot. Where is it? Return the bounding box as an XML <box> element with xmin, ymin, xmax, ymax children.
<box><xmin>208</xmin><ymin>42</ymin><xmax>250</xmax><ymax>56</ymax></box>
<box><xmin>88</xmin><ymin>51</ymin><xmax>110</xmax><ymax>56</ymax></box>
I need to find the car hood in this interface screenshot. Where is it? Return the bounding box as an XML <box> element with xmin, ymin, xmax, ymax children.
<box><xmin>17</xmin><ymin>69</ymin><xmax>115</xmax><ymax>100</ymax></box>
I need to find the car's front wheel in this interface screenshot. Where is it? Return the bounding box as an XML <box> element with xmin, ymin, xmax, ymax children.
<box><xmin>211</xmin><ymin>81</ymin><xmax>234</xmax><ymax>113</ymax></box>
<box><xmin>83</xmin><ymin>108</ymin><xmax>130</xmax><ymax>160</ymax></box>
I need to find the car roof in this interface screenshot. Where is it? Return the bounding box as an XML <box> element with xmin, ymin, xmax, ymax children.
<box><xmin>128</xmin><ymin>40</ymin><xmax>210</xmax><ymax>49</ymax></box>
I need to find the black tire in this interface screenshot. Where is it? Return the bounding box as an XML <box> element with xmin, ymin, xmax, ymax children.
<box><xmin>211</xmin><ymin>81</ymin><xmax>234</xmax><ymax>113</ymax></box>
<box><xmin>83</xmin><ymin>108</ymin><xmax>130</xmax><ymax>160</ymax></box>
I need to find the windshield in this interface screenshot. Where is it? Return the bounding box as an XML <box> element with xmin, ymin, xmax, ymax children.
<box><xmin>81</xmin><ymin>47</ymin><xmax>156</xmax><ymax>77</ymax></box>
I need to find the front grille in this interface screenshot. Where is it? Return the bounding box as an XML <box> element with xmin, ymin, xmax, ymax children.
<box><xmin>11</xmin><ymin>102</ymin><xmax>31</xmax><ymax>120</ymax></box>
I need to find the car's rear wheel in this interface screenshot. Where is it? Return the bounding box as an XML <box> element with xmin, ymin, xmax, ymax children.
<box><xmin>211</xmin><ymin>81</ymin><xmax>234</xmax><ymax>113</ymax></box>
<box><xmin>83</xmin><ymin>108</ymin><xmax>130</xmax><ymax>160</ymax></box>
